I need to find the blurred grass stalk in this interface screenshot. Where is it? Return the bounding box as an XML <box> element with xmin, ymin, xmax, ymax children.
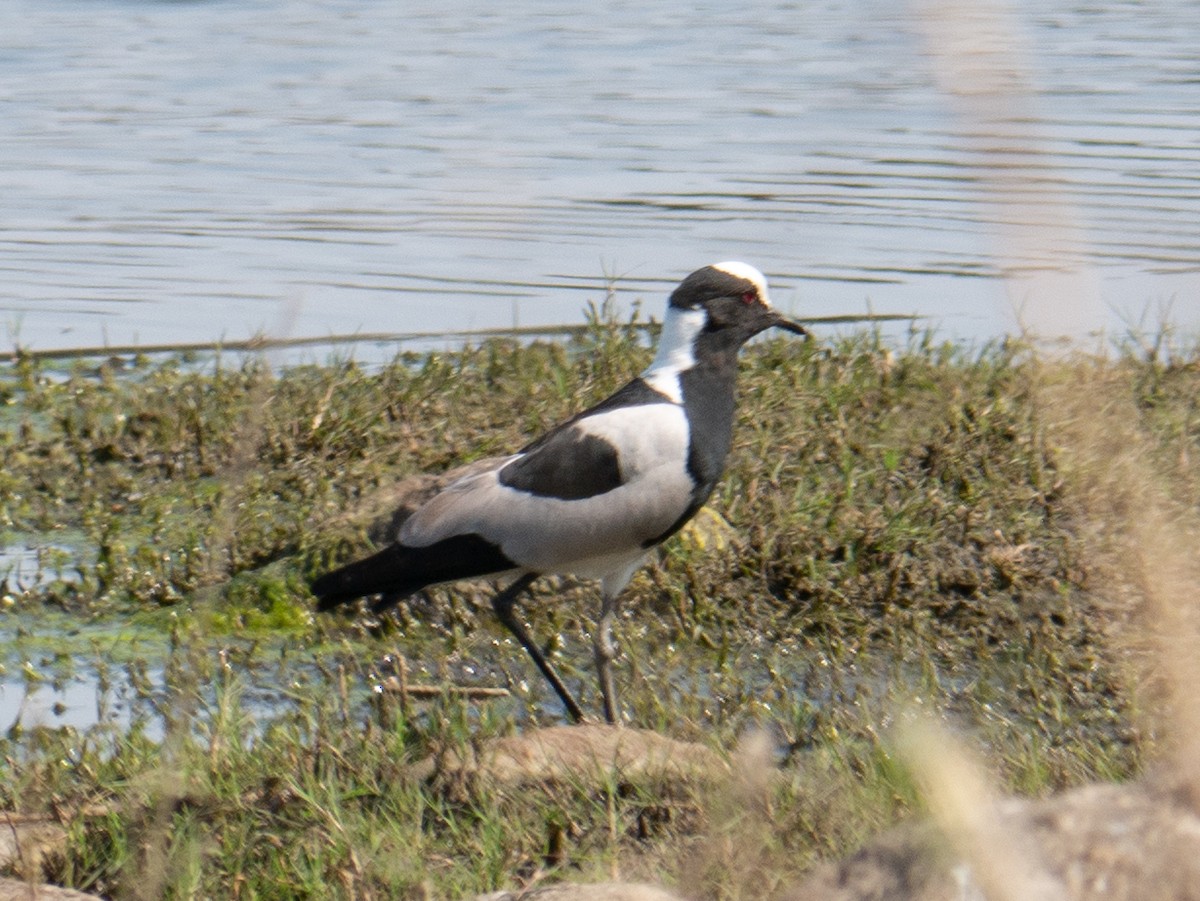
<box><xmin>915</xmin><ymin>0</ymin><xmax>1200</xmax><ymax>836</ymax></box>
<box><xmin>897</xmin><ymin>718</ymin><xmax>1064</xmax><ymax>901</ymax></box>
<box><xmin>917</xmin><ymin>0</ymin><xmax>1106</xmax><ymax>343</ymax></box>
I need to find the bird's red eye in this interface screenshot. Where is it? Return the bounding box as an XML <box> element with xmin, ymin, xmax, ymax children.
<box><xmin>741</xmin><ymin>291</ymin><xmax>757</xmax><ymax>305</ymax></box>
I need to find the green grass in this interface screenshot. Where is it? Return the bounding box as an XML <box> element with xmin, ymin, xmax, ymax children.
<box><xmin>2</xmin><ymin>317</ymin><xmax>1196</xmax><ymax>897</ymax></box>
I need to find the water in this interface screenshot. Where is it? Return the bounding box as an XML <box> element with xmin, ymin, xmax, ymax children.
<box><xmin>0</xmin><ymin>614</ymin><xmax>536</xmax><ymax>740</ymax></box>
<box><xmin>2</xmin><ymin>0</ymin><xmax>1197</xmax><ymax>363</ymax></box>
<box><xmin>0</xmin><ymin>613</ymin><xmax>163</xmax><ymax>738</ymax></box>
<box><xmin>0</xmin><ymin>662</ymin><xmax>149</xmax><ymax>737</ymax></box>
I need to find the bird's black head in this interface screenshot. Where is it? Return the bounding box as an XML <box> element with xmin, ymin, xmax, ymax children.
<box><xmin>669</xmin><ymin>261</ymin><xmax>807</xmax><ymax>344</ymax></box>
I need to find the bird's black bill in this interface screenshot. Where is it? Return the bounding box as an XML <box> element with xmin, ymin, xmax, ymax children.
<box><xmin>772</xmin><ymin>315</ymin><xmax>808</xmax><ymax>337</ymax></box>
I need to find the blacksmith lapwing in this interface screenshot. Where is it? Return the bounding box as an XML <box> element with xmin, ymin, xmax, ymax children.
<box><xmin>311</xmin><ymin>262</ymin><xmax>807</xmax><ymax>724</ymax></box>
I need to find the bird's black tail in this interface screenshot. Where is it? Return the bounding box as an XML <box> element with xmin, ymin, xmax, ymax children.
<box><xmin>311</xmin><ymin>544</ymin><xmax>426</xmax><ymax>611</ymax></box>
<box><xmin>310</xmin><ymin>534</ymin><xmax>520</xmax><ymax>612</ymax></box>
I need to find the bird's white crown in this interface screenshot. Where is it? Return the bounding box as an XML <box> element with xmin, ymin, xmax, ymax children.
<box><xmin>711</xmin><ymin>261</ymin><xmax>772</xmax><ymax>306</ymax></box>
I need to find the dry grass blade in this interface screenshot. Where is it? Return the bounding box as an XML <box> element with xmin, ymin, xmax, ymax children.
<box><xmin>895</xmin><ymin>719</ymin><xmax>1063</xmax><ymax>901</ymax></box>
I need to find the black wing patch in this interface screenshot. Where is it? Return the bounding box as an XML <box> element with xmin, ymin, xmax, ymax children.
<box><xmin>498</xmin><ymin>427</ymin><xmax>623</xmax><ymax>500</ymax></box>
<box><xmin>498</xmin><ymin>375</ymin><xmax>675</xmax><ymax>501</ymax></box>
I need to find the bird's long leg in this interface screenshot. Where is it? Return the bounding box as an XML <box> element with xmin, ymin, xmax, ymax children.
<box><xmin>594</xmin><ymin>588</ymin><xmax>622</xmax><ymax>725</ymax></box>
<box><xmin>490</xmin><ymin>573</ymin><xmax>586</xmax><ymax>724</ymax></box>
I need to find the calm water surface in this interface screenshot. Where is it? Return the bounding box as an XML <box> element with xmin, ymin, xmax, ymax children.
<box><xmin>3</xmin><ymin>0</ymin><xmax>1198</xmax><ymax>360</ymax></box>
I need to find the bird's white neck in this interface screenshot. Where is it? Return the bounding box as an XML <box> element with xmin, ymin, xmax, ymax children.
<box><xmin>640</xmin><ymin>306</ymin><xmax>706</xmax><ymax>404</ymax></box>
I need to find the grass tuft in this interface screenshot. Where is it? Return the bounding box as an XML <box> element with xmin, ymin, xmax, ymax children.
<box><xmin>3</xmin><ymin>318</ymin><xmax>1198</xmax><ymax>896</ymax></box>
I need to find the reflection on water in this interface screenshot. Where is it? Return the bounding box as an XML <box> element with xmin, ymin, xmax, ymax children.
<box><xmin>0</xmin><ymin>670</ymin><xmax>143</xmax><ymax>737</ymax></box>
<box><xmin>0</xmin><ymin>616</ymin><xmax>164</xmax><ymax>739</ymax></box>
<box><xmin>0</xmin><ymin>541</ymin><xmax>82</xmax><ymax>591</ymax></box>
<box><xmin>0</xmin><ymin>617</ymin><xmax>524</xmax><ymax>742</ymax></box>
<box><xmin>1</xmin><ymin>0</ymin><xmax>1197</xmax><ymax>362</ymax></box>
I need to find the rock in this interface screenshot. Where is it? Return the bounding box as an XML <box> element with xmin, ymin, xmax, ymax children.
<box><xmin>413</xmin><ymin>724</ymin><xmax>727</xmax><ymax>793</ymax></box>
<box><xmin>474</xmin><ymin>881</ymin><xmax>687</xmax><ymax>901</ymax></box>
<box><xmin>0</xmin><ymin>814</ymin><xmax>67</xmax><ymax>880</ymax></box>
<box><xmin>786</xmin><ymin>778</ymin><xmax>1200</xmax><ymax>901</ymax></box>
<box><xmin>0</xmin><ymin>811</ymin><xmax>108</xmax><ymax>900</ymax></box>
<box><xmin>0</xmin><ymin>879</ymin><xmax>101</xmax><ymax>901</ymax></box>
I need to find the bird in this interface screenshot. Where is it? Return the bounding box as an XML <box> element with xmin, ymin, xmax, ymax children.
<box><xmin>311</xmin><ymin>261</ymin><xmax>807</xmax><ymax>724</ymax></box>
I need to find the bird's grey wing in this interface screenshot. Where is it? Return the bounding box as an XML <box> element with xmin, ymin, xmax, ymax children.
<box><xmin>397</xmin><ymin>455</ymin><xmax>515</xmax><ymax>546</ymax></box>
<box><xmin>399</xmin><ymin>403</ymin><xmax>695</xmax><ymax>571</ymax></box>
<box><xmin>398</xmin><ymin>421</ymin><xmax>627</xmax><ymax>548</ymax></box>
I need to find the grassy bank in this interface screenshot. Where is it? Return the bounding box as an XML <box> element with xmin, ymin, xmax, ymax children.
<box><xmin>2</xmin><ymin>318</ymin><xmax>1195</xmax><ymax>898</ymax></box>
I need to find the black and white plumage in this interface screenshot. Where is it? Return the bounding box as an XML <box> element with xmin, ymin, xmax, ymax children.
<box><xmin>311</xmin><ymin>261</ymin><xmax>807</xmax><ymax>723</ymax></box>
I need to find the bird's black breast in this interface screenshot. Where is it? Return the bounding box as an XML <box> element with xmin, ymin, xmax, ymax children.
<box><xmin>678</xmin><ymin>356</ymin><xmax>738</xmax><ymax>496</ymax></box>
<box><xmin>639</xmin><ymin>356</ymin><xmax>739</xmax><ymax>549</ymax></box>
